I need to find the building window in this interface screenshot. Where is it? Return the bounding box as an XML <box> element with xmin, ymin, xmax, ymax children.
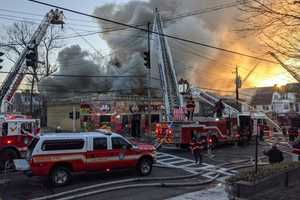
<box><xmin>284</xmin><ymin>103</ymin><xmax>289</xmax><ymax>110</ymax></box>
<box><xmin>263</xmin><ymin>105</ymin><xmax>269</xmax><ymax>111</ymax></box>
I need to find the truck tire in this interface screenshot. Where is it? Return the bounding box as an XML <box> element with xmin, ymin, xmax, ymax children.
<box><xmin>0</xmin><ymin>149</ymin><xmax>19</xmax><ymax>170</ymax></box>
<box><xmin>137</xmin><ymin>158</ymin><xmax>152</xmax><ymax>176</ymax></box>
<box><xmin>50</xmin><ymin>166</ymin><xmax>71</xmax><ymax>187</ymax></box>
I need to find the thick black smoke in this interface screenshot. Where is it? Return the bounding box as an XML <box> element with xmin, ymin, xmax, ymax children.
<box><xmin>39</xmin><ymin>45</ymin><xmax>112</xmax><ymax>98</ymax></box>
<box><xmin>41</xmin><ymin>0</ymin><xmax>241</xmax><ymax>98</ymax></box>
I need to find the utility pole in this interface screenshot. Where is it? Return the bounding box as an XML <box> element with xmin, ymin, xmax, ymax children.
<box><xmin>235</xmin><ymin>66</ymin><xmax>241</xmax><ymax>107</ymax></box>
<box><xmin>147</xmin><ymin>22</ymin><xmax>152</xmax><ymax>137</ymax></box>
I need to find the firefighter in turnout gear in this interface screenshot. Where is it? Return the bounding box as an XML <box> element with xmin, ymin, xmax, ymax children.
<box><xmin>190</xmin><ymin>139</ymin><xmax>204</xmax><ymax>164</ymax></box>
<box><xmin>186</xmin><ymin>96</ymin><xmax>195</xmax><ymax>120</ymax></box>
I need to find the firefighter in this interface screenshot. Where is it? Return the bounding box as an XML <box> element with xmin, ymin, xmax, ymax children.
<box><xmin>59</xmin><ymin>11</ymin><xmax>64</xmax><ymax>29</ymax></box>
<box><xmin>263</xmin><ymin>144</ymin><xmax>284</xmax><ymax>164</ymax></box>
<box><xmin>214</xmin><ymin>99</ymin><xmax>225</xmax><ymax>118</ymax></box>
<box><xmin>186</xmin><ymin>96</ymin><xmax>195</xmax><ymax>120</ymax></box>
<box><xmin>190</xmin><ymin>139</ymin><xmax>204</xmax><ymax>164</ymax></box>
<box><xmin>48</xmin><ymin>9</ymin><xmax>54</xmax><ymax>23</ymax></box>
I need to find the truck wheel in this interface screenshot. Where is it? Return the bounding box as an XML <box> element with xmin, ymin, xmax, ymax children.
<box><xmin>137</xmin><ymin>158</ymin><xmax>152</xmax><ymax>176</ymax></box>
<box><xmin>50</xmin><ymin>166</ymin><xmax>71</xmax><ymax>187</ymax></box>
<box><xmin>0</xmin><ymin>149</ymin><xmax>18</xmax><ymax>170</ymax></box>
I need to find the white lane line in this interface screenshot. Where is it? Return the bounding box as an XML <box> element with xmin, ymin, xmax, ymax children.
<box><xmin>157</xmin><ymin>151</ymin><xmax>237</xmax><ymax>181</ymax></box>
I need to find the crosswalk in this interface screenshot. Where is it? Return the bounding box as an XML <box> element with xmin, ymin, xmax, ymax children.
<box><xmin>156</xmin><ymin>152</ymin><xmax>237</xmax><ymax>182</ymax></box>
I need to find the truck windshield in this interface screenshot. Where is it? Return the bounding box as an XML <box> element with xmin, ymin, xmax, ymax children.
<box><xmin>27</xmin><ymin>137</ymin><xmax>39</xmax><ymax>159</ymax></box>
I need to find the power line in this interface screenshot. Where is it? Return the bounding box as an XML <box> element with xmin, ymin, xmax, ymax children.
<box><xmin>27</xmin><ymin>0</ymin><xmax>277</xmax><ymax>64</ymax></box>
<box><xmin>1</xmin><ymin>1</ymin><xmax>245</xmax><ymax>29</ymax></box>
<box><xmin>0</xmin><ymin>1</ymin><xmax>247</xmax><ymax>42</ymax></box>
<box><xmin>0</xmin><ymin>71</ymin><xmax>161</xmax><ymax>80</ymax></box>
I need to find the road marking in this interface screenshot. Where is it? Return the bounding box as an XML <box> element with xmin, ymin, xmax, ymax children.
<box><xmin>156</xmin><ymin>152</ymin><xmax>236</xmax><ymax>182</ymax></box>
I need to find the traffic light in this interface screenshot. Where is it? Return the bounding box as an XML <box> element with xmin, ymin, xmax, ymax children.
<box><xmin>26</xmin><ymin>48</ymin><xmax>37</xmax><ymax>67</ymax></box>
<box><xmin>69</xmin><ymin>112</ymin><xmax>73</xmax><ymax>119</ymax></box>
<box><xmin>75</xmin><ymin>111</ymin><xmax>80</xmax><ymax>119</ymax></box>
<box><xmin>0</xmin><ymin>51</ymin><xmax>4</xmax><ymax>69</ymax></box>
<box><xmin>69</xmin><ymin>111</ymin><xmax>80</xmax><ymax>119</ymax></box>
<box><xmin>143</xmin><ymin>52</ymin><xmax>150</xmax><ymax>68</ymax></box>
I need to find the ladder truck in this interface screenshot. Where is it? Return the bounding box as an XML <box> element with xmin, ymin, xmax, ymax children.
<box><xmin>0</xmin><ymin>10</ymin><xmax>64</xmax><ymax>169</ymax></box>
<box><xmin>151</xmin><ymin>9</ymin><xmax>239</xmax><ymax>148</ymax></box>
<box><xmin>152</xmin><ymin>9</ymin><xmax>277</xmax><ymax>149</ymax></box>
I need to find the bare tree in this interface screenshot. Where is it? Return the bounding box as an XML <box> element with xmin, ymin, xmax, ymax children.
<box><xmin>238</xmin><ymin>0</ymin><xmax>300</xmax><ymax>61</ymax></box>
<box><xmin>1</xmin><ymin>21</ymin><xmax>63</xmax><ymax>114</ymax></box>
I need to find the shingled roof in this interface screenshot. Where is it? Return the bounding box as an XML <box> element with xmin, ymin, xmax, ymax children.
<box><xmin>250</xmin><ymin>87</ymin><xmax>273</xmax><ymax>106</ymax></box>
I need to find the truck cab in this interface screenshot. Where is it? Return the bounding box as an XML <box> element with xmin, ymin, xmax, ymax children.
<box><xmin>0</xmin><ymin>114</ymin><xmax>40</xmax><ymax>169</ymax></box>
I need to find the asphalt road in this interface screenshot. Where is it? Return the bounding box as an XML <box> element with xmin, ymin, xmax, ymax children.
<box><xmin>0</xmin><ymin>137</ymin><xmax>293</xmax><ymax>200</ymax></box>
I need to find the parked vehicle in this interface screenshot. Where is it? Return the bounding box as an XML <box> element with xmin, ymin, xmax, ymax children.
<box><xmin>155</xmin><ymin>112</ymin><xmax>272</xmax><ymax>148</ymax></box>
<box><xmin>0</xmin><ymin>114</ymin><xmax>40</xmax><ymax>169</ymax></box>
<box><xmin>14</xmin><ymin>131</ymin><xmax>156</xmax><ymax>186</ymax></box>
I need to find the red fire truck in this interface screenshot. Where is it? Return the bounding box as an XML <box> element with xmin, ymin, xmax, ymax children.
<box><xmin>155</xmin><ymin>112</ymin><xmax>270</xmax><ymax>148</ymax></box>
<box><xmin>0</xmin><ymin>114</ymin><xmax>40</xmax><ymax>169</ymax></box>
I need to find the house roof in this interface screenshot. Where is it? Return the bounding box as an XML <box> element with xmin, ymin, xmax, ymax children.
<box><xmin>250</xmin><ymin>87</ymin><xmax>273</xmax><ymax>105</ymax></box>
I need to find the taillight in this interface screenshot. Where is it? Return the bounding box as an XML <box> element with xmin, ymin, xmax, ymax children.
<box><xmin>208</xmin><ymin>138</ymin><xmax>213</xmax><ymax>144</ymax></box>
<box><xmin>235</xmin><ymin>134</ymin><xmax>240</xmax><ymax>138</ymax></box>
<box><xmin>6</xmin><ymin>140</ymin><xmax>12</xmax><ymax>144</ymax></box>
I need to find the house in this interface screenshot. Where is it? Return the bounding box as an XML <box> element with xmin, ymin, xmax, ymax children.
<box><xmin>250</xmin><ymin>87</ymin><xmax>273</xmax><ymax>113</ymax></box>
<box><xmin>249</xmin><ymin>83</ymin><xmax>300</xmax><ymax>115</ymax></box>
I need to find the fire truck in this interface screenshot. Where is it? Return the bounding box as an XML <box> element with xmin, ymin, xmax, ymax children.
<box><xmin>0</xmin><ymin>10</ymin><xmax>64</xmax><ymax>169</ymax></box>
<box><xmin>155</xmin><ymin>112</ymin><xmax>274</xmax><ymax>148</ymax></box>
<box><xmin>0</xmin><ymin>114</ymin><xmax>40</xmax><ymax>169</ymax></box>
<box><xmin>151</xmin><ymin>9</ymin><xmax>277</xmax><ymax>148</ymax></box>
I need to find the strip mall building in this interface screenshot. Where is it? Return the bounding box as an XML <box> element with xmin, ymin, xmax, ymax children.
<box><xmin>47</xmin><ymin>95</ymin><xmax>164</xmax><ymax>136</ymax></box>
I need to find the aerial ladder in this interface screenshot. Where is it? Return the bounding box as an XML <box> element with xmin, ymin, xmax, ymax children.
<box><xmin>190</xmin><ymin>87</ymin><xmax>239</xmax><ymax>115</ymax></box>
<box><xmin>151</xmin><ymin>8</ymin><xmax>183</xmax><ymax>122</ymax></box>
<box><xmin>0</xmin><ymin>10</ymin><xmax>64</xmax><ymax>113</ymax></box>
<box><xmin>151</xmin><ymin>9</ymin><xmax>278</xmax><ymax>148</ymax></box>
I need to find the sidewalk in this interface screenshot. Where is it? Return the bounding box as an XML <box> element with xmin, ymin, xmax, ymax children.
<box><xmin>167</xmin><ymin>184</ymin><xmax>228</xmax><ymax>200</ymax></box>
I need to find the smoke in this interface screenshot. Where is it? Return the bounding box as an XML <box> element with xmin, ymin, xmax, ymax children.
<box><xmin>92</xmin><ymin>0</ymin><xmax>242</xmax><ymax>93</ymax></box>
<box><xmin>41</xmin><ymin>0</ymin><xmax>290</xmax><ymax>99</ymax></box>
<box><xmin>93</xmin><ymin>0</ymin><xmax>288</xmax><ymax>94</ymax></box>
<box><xmin>39</xmin><ymin>45</ymin><xmax>112</xmax><ymax>97</ymax></box>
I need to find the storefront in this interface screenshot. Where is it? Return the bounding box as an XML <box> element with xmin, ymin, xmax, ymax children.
<box><xmin>80</xmin><ymin>100</ymin><xmax>162</xmax><ymax>137</ymax></box>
